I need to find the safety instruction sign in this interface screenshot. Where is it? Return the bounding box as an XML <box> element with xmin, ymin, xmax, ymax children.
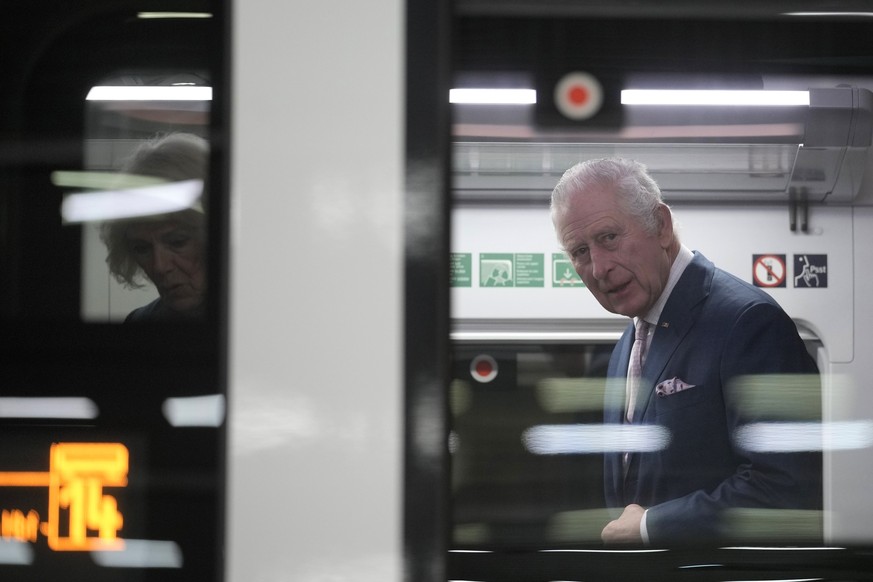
<box><xmin>480</xmin><ymin>253</ymin><xmax>544</xmax><ymax>287</ymax></box>
<box><xmin>552</xmin><ymin>253</ymin><xmax>584</xmax><ymax>287</ymax></box>
<box><xmin>794</xmin><ymin>254</ymin><xmax>828</xmax><ymax>288</ymax></box>
<box><xmin>451</xmin><ymin>253</ymin><xmax>473</xmax><ymax>287</ymax></box>
<box><xmin>753</xmin><ymin>254</ymin><xmax>786</xmax><ymax>288</ymax></box>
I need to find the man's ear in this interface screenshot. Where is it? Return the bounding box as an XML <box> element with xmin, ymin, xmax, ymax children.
<box><xmin>656</xmin><ymin>203</ymin><xmax>674</xmax><ymax>248</ymax></box>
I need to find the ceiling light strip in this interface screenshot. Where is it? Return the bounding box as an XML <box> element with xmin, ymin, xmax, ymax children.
<box><xmin>450</xmin><ymin>88</ymin><xmax>536</xmax><ymax>104</ymax></box>
<box><xmin>137</xmin><ymin>12</ymin><xmax>212</xmax><ymax>19</ymax></box>
<box><xmin>86</xmin><ymin>86</ymin><xmax>212</xmax><ymax>101</ymax></box>
<box><xmin>447</xmin><ymin>88</ymin><xmax>811</xmax><ymax>107</ymax></box>
<box><xmin>621</xmin><ymin>89</ymin><xmax>810</xmax><ymax>107</ymax></box>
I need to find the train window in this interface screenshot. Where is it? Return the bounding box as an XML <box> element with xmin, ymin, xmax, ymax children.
<box><xmin>451</xmin><ymin>341</ymin><xmax>613</xmax><ymax>548</ymax></box>
<box><xmin>1</xmin><ymin>7</ymin><xmax>222</xmax><ymax>327</ymax></box>
<box><xmin>1</xmin><ymin>3</ymin><xmax>227</xmax><ymax>581</ymax></box>
<box><xmin>450</xmin><ymin>334</ymin><xmax>825</xmax><ymax>549</ymax></box>
<box><xmin>449</xmin><ymin>8</ymin><xmax>873</xmax><ymax>580</ymax></box>
<box><xmin>77</xmin><ymin>72</ymin><xmax>211</xmax><ymax>322</ymax></box>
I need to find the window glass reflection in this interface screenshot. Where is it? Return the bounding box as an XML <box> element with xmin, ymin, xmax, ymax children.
<box><xmin>99</xmin><ymin>133</ymin><xmax>208</xmax><ymax>321</ymax></box>
<box><xmin>78</xmin><ymin>74</ymin><xmax>210</xmax><ymax>321</ymax></box>
<box><xmin>451</xmin><ymin>344</ymin><xmax>611</xmax><ymax>548</ymax></box>
<box><xmin>450</xmin><ymin>340</ymin><xmax>824</xmax><ymax>548</ymax></box>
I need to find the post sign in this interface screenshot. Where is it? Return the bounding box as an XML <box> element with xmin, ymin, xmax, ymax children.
<box><xmin>794</xmin><ymin>254</ymin><xmax>828</xmax><ymax>288</ymax></box>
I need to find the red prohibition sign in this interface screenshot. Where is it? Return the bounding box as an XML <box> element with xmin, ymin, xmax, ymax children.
<box><xmin>753</xmin><ymin>255</ymin><xmax>786</xmax><ymax>287</ymax></box>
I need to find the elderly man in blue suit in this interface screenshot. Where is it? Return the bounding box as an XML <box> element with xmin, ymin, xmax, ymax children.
<box><xmin>551</xmin><ymin>157</ymin><xmax>822</xmax><ymax>545</ymax></box>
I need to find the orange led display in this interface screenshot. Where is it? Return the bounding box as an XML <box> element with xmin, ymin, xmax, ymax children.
<box><xmin>0</xmin><ymin>442</ymin><xmax>128</xmax><ymax>551</ymax></box>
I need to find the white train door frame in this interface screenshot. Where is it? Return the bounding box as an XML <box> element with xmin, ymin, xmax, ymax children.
<box><xmin>228</xmin><ymin>1</ymin><xmax>451</xmax><ymax>581</ymax></box>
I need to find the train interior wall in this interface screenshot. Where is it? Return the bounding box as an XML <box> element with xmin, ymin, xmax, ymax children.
<box><xmin>451</xmin><ymin>170</ymin><xmax>873</xmax><ymax>543</ymax></box>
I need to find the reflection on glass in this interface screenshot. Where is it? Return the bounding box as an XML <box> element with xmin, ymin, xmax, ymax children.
<box><xmin>91</xmin><ymin>539</ymin><xmax>183</xmax><ymax>568</ymax></box>
<box><xmin>98</xmin><ymin>133</ymin><xmax>208</xmax><ymax>322</ymax></box>
<box><xmin>451</xmin><ymin>346</ymin><xmax>610</xmax><ymax>549</ymax></box>
<box><xmin>0</xmin><ymin>443</ymin><xmax>128</xmax><ymax>551</ymax></box>
<box><xmin>162</xmin><ymin>394</ymin><xmax>226</xmax><ymax>427</ymax></box>
<box><xmin>522</xmin><ymin>424</ymin><xmax>670</xmax><ymax>455</ymax></box>
<box><xmin>78</xmin><ymin>71</ymin><xmax>211</xmax><ymax>322</ymax></box>
<box><xmin>0</xmin><ymin>397</ymin><xmax>98</xmax><ymax>419</ymax></box>
<box><xmin>0</xmin><ymin>540</ymin><xmax>33</xmax><ymax>566</ymax></box>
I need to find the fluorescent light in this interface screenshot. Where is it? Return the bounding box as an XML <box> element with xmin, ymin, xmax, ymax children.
<box><xmin>450</xmin><ymin>88</ymin><xmax>536</xmax><ymax>104</ymax></box>
<box><xmin>784</xmin><ymin>12</ymin><xmax>873</xmax><ymax>17</ymax></box>
<box><xmin>61</xmin><ymin>179</ymin><xmax>203</xmax><ymax>223</ymax></box>
<box><xmin>621</xmin><ymin>89</ymin><xmax>810</xmax><ymax>107</ymax></box>
<box><xmin>522</xmin><ymin>424</ymin><xmax>670</xmax><ymax>454</ymax></box>
<box><xmin>734</xmin><ymin>420</ymin><xmax>873</xmax><ymax>452</ymax></box>
<box><xmin>0</xmin><ymin>397</ymin><xmax>98</xmax><ymax>419</ymax></box>
<box><xmin>539</xmin><ymin>548</ymin><xmax>668</xmax><ymax>554</ymax></box>
<box><xmin>137</xmin><ymin>12</ymin><xmax>212</xmax><ymax>19</ymax></box>
<box><xmin>162</xmin><ymin>394</ymin><xmax>226</xmax><ymax>427</ymax></box>
<box><xmin>86</xmin><ymin>86</ymin><xmax>212</xmax><ymax>101</ymax></box>
<box><xmin>51</xmin><ymin>171</ymin><xmax>166</xmax><ymax>191</ymax></box>
<box><xmin>0</xmin><ymin>540</ymin><xmax>33</xmax><ymax>565</ymax></box>
<box><xmin>721</xmin><ymin>546</ymin><xmax>845</xmax><ymax>551</ymax></box>
<box><xmin>449</xmin><ymin>87</ymin><xmax>810</xmax><ymax>107</ymax></box>
<box><xmin>92</xmin><ymin>539</ymin><xmax>183</xmax><ymax>568</ymax></box>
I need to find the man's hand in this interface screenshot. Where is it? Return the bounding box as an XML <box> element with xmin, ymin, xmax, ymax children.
<box><xmin>601</xmin><ymin>504</ymin><xmax>645</xmax><ymax>544</ymax></box>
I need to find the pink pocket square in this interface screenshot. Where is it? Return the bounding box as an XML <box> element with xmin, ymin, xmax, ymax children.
<box><xmin>656</xmin><ymin>377</ymin><xmax>696</xmax><ymax>397</ymax></box>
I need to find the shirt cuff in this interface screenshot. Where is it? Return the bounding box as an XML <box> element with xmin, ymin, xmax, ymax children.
<box><xmin>640</xmin><ymin>509</ymin><xmax>650</xmax><ymax>545</ymax></box>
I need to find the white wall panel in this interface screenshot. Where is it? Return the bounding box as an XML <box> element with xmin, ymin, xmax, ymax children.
<box><xmin>229</xmin><ymin>1</ymin><xmax>404</xmax><ymax>580</ymax></box>
<box><xmin>452</xmin><ymin>203</ymin><xmax>853</xmax><ymax>360</ymax></box>
<box><xmin>452</xmin><ymin>199</ymin><xmax>862</xmax><ymax>544</ymax></box>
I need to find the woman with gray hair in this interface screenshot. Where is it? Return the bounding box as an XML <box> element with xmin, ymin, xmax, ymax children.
<box><xmin>100</xmin><ymin>132</ymin><xmax>208</xmax><ymax>321</ymax></box>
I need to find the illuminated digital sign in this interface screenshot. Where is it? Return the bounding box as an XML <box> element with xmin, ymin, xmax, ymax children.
<box><xmin>0</xmin><ymin>443</ymin><xmax>128</xmax><ymax>551</ymax></box>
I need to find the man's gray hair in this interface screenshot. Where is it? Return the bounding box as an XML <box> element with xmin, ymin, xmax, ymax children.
<box><xmin>550</xmin><ymin>157</ymin><xmax>665</xmax><ymax>234</ymax></box>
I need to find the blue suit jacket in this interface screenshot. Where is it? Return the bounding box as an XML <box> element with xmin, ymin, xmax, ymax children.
<box><xmin>603</xmin><ymin>252</ymin><xmax>822</xmax><ymax>544</ymax></box>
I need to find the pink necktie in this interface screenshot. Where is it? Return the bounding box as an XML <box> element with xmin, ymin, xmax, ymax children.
<box><xmin>625</xmin><ymin>319</ymin><xmax>650</xmax><ymax>423</ymax></box>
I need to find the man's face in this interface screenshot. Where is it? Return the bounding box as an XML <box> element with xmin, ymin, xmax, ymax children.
<box><xmin>554</xmin><ymin>185</ymin><xmax>674</xmax><ymax>318</ymax></box>
<box><xmin>126</xmin><ymin>220</ymin><xmax>206</xmax><ymax>313</ymax></box>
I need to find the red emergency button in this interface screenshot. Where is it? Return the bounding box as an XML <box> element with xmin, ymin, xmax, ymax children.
<box><xmin>470</xmin><ymin>354</ymin><xmax>498</xmax><ymax>383</ymax></box>
<box><xmin>554</xmin><ymin>71</ymin><xmax>604</xmax><ymax>120</ymax></box>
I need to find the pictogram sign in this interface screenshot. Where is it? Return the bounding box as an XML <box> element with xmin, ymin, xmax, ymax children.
<box><xmin>753</xmin><ymin>254</ymin><xmax>786</xmax><ymax>288</ymax></box>
<box><xmin>794</xmin><ymin>254</ymin><xmax>828</xmax><ymax>288</ymax></box>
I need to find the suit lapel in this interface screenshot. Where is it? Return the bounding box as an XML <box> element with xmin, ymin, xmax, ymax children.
<box><xmin>631</xmin><ymin>252</ymin><xmax>714</xmax><ymax>424</ymax></box>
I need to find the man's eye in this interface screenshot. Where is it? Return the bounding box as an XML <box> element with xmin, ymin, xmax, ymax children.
<box><xmin>572</xmin><ymin>246</ymin><xmax>588</xmax><ymax>258</ymax></box>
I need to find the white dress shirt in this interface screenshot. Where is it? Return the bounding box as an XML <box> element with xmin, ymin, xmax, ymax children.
<box><xmin>637</xmin><ymin>244</ymin><xmax>693</xmax><ymax>544</ymax></box>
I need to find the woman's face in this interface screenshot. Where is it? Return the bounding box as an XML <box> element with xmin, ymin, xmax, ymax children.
<box><xmin>126</xmin><ymin>219</ymin><xmax>206</xmax><ymax>313</ymax></box>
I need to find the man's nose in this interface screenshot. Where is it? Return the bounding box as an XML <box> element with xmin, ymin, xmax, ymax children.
<box><xmin>589</xmin><ymin>248</ymin><xmax>613</xmax><ymax>280</ymax></box>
